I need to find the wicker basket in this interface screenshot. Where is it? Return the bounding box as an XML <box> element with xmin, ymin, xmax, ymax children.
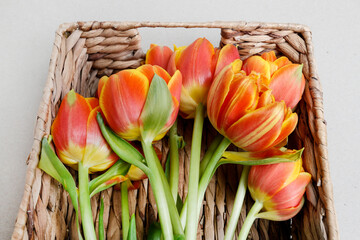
<box><xmin>12</xmin><ymin>21</ymin><xmax>338</xmax><ymax>240</ymax></box>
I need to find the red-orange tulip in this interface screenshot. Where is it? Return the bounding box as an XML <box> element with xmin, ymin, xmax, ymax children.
<box><xmin>167</xmin><ymin>38</ymin><xmax>240</xmax><ymax>118</ymax></box>
<box><xmin>51</xmin><ymin>90</ymin><xmax>118</xmax><ymax>173</ymax></box>
<box><xmin>248</xmin><ymin>160</ymin><xmax>311</xmax><ymax>220</ymax></box>
<box><xmin>207</xmin><ymin>60</ymin><xmax>298</xmax><ymax>152</ymax></box>
<box><xmin>242</xmin><ymin>51</ymin><xmax>305</xmax><ymax>109</ymax></box>
<box><xmin>99</xmin><ymin>64</ymin><xmax>182</xmax><ymax>141</ymax></box>
<box><xmin>146</xmin><ymin>44</ymin><xmax>173</xmax><ymax>70</ymax></box>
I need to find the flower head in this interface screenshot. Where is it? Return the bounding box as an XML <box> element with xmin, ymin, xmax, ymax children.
<box><xmin>167</xmin><ymin>38</ymin><xmax>240</xmax><ymax>118</ymax></box>
<box><xmin>248</xmin><ymin>160</ymin><xmax>311</xmax><ymax>220</ymax></box>
<box><xmin>242</xmin><ymin>51</ymin><xmax>305</xmax><ymax>109</ymax></box>
<box><xmin>51</xmin><ymin>90</ymin><xmax>118</xmax><ymax>173</ymax></box>
<box><xmin>207</xmin><ymin>60</ymin><xmax>298</xmax><ymax>152</ymax></box>
<box><xmin>99</xmin><ymin>64</ymin><xmax>182</xmax><ymax>142</ymax></box>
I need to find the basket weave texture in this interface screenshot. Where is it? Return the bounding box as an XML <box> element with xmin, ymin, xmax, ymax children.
<box><xmin>12</xmin><ymin>21</ymin><xmax>338</xmax><ymax>240</ymax></box>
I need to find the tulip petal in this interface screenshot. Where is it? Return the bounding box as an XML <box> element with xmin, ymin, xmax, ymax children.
<box><xmin>83</xmin><ymin>107</ymin><xmax>118</xmax><ymax>171</ymax></box>
<box><xmin>97</xmin><ymin>76</ymin><xmax>109</xmax><ymax>98</ymax></box>
<box><xmin>51</xmin><ymin>90</ymin><xmax>91</xmax><ymax>164</ymax></box>
<box><xmin>127</xmin><ymin>165</ymin><xmax>147</xmax><ymax>181</ymax></box>
<box><xmin>176</xmin><ymin>38</ymin><xmax>215</xmax><ymax>89</ymax></box>
<box><xmin>178</xmin><ymin>86</ymin><xmax>200</xmax><ymax>119</ymax></box>
<box><xmin>167</xmin><ymin>70</ymin><xmax>182</xmax><ymax>103</ymax></box>
<box><xmin>86</xmin><ymin>97</ymin><xmax>99</xmax><ymax>109</ymax></box>
<box><xmin>256</xmin><ymin>90</ymin><xmax>274</xmax><ymax>109</ymax></box>
<box><xmin>261</xmin><ymin>51</ymin><xmax>277</xmax><ymax>62</ymax></box>
<box><xmin>257</xmin><ymin>197</ymin><xmax>305</xmax><ymax>221</ymax></box>
<box><xmin>128</xmin><ymin>180</ymin><xmax>142</xmax><ymax>190</ymax></box>
<box><xmin>137</xmin><ymin>64</ymin><xmax>171</xmax><ymax>84</ymax></box>
<box><xmin>100</xmin><ymin>70</ymin><xmax>149</xmax><ymax>140</ymax></box>
<box><xmin>217</xmin><ymin>75</ymin><xmax>258</xmax><ymax>130</ymax></box>
<box><xmin>207</xmin><ymin>60</ymin><xmax>243</xmax><ymax>129</ymax></box>
<box><xmin>226</xmin><ymin>102</ymin><xmax>285</xmax><ymax>151</ymax></box>
<box><xmin>263</xmin><ymin>172</ymin><xmax>311</xmax><ymax>211</ymax></box>
<box><xmin>166</xmin><ymin>46</ymin><xmax>185</xmax><ymax>76</ymax></box>
<box><xmin>145</xmin><ymin>44</ymin><xmax>173</xmax><ymax>70</ymax></box>
<box><xmin>214</xmin><ymin>44</ymin><xmax>241</xmax><ymax>76</ymax></box>
<box><xmin>242</xmin><ymin>56</ymin><xmax>271</xmax><ymax>81</ymax></box>
<box><xmin>269</xmin><ymin>64</ymin><xmax>305</xmax><ymax>109</ymax></box>
<box><xmin>271</xmin><ymin>110</ymin><xmax>298</xmax><ymax>147</ymax></box>
<box><xmin>248</xmin><ymin>160</ymin><xmax>302</xmax><ymax>202</ymax></box>
<box><xmin>274</xmin><ymin>56</ymin><xmax>292</xmax><ymax>69</ymax></box>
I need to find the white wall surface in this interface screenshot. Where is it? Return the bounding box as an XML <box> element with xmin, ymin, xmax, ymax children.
<box><xmin>1</xmin><ymin>0</ymin><xmax>359</xmax><ymax>238</ymax></box>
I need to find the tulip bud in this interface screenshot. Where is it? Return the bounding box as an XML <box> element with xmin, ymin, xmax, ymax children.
<box><xmin>51</xmin><ymin>90</ymin><xmax>118</xmax><ymax>173</ymax></box>
<box><xmin>167</xmin><ymin>38</ymin><xmax>240</xmax><ymax>118</ymax></box>
<box><xmin>145</xmin><ymin>44</ymin><xmax>173</xmax><ymax>70</ymax></box>
<box><xmin>248</xmin><ymin>160</ymin><xmax>311</xmax><ymax>220</ymax></box>
<box><xmin>242</xmin><ymin>51</ymin><xmax>305</xmax><ymax>109</ymax></box>
<box><xmin>99</xmin><ymin>65</ymin><xmax>182</xmax><ymax>142</ymax></box>
<box><xmin>207</xmin><ymin>61</ymin><xmax>298</xmax><ymax>152</ymax></box>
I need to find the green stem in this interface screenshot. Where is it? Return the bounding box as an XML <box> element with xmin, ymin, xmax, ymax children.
<box><xmin>99</xmin><ymin>198</ymin><xmax>105</xmax><ymax>240</ymax></box>
<box><xmin>199</xmin><ymin>135</ymin><xmax>223</xmax><ymax>176</ymax></box>
<box><xmin>121</xmin><ymin>181</ymin><xmax>130</xmax><ymax>240</ymax></box>
<box><xmin>152</xmin><ymin>147</ymin><xmax>184</xmax><ymax>236</ymax></box>
<box><xmin>169</xmin><ymin>120</ymin><xmax>179</xmax><ymax>204</ymax></box>
<box><xmin>180</xmin><ymin>137</ymin><xmax>231</xmax><ymax>227</ymax></box>
<box><xmin>224</xmin><ymin>166</ymin><xmax>250</xmax><ymax>240</ymax></box>
<box><xmin>238</xmin><ymin>200</ymin><xmax>263</xmax><ymax>240</ymax></box>
<box><xmin>78</xmin><ymin>161</ymin><xmax>97</xmax><ymax>240</ymax></box>
<box><xmin>185</xmin><ymin>103</ymin><xmax>205</xmax><ymax>240</ymax></box>
<box><xmin>142</xmin><ymin>140</ymin><xmax>174</xmax><ymax>240</ymax></box>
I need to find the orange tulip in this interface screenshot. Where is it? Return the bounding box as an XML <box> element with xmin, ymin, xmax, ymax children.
<box><xmin>51</xmin><ymin>90</ymin><xmax>118</xmax><ymax>173</ymax></box>
<box><xmin>167</xmin><ymin>38</ymin><xmax>240</xmax><ymax>118</ymax></box>
<box><xmin>146</xmin><ymin>44</ymin><xmax>173</xmax><ymax>70</ymax></box>
<box><xmin>99</xmin><ymin>64</ymin><xmax>182</xmax><ymax>141</ymax></box>
<box><xmin>207</xmin><ymin>60</ymin><xmax>298</xmax><ymax>152</ymax></box>
<box><xmin>242</xmin><ymin>51</ymin><xmax>305</xmax><ymax>109</ymax></box>
<box><xmin>248</xmin><ymin>160</ymin><xmax>311</xmax><ymax>220</ymax></box>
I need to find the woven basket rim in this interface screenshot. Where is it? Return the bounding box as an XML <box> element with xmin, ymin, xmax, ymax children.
<box><xmin>12</xmin><ymin>20</ymin><xmax>338</xmax><ymax>240</ymax></box>
<box><xmin>57</xmin><ymin>20</ymin><xmax>311</xmax><ymax>33</ymax></box>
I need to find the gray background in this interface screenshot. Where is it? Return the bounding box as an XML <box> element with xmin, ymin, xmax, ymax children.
<box><xmin>1</xmin><ymin>0</ymin><xmax>359</xmax><ymax>238</ymax></box>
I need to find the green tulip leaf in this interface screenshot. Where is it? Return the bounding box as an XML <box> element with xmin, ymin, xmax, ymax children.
<box><xmin>89</xmin><ymin>160</ymin><xmax>130</xmax><ymax>197</ymax></box>
<box><xmin>127</xmin><ymin>214</ymin><xmax>137</xmax><ymax>240</ymax></box>
<box><xmin>97</xmin><ymin>113</ymin><xmax>150</xmax><ymax>175</ymax></box>
<box><xmin>38</xmin><ymin>137</ymin><xmax>83</xmax><ymax>240</ymax></box>
<box><xmin>220</xmin><ymin>148</ymin><xmax>304</xmax><ymax>166</ymax></box>
<box><xmin>140</xmin><ymin>74</ymin><xmax>173</xmax><ymax>144</ymax></box>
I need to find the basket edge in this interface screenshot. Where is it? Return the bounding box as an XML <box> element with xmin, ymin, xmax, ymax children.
<box><xmin>11</xmin><ymin>20</ymin><xmax>338</xmax><ymax>240</ymax></box>
<box><xmin>301</xmin><ymin>29</ymin><xmax>339</xmax><ymax>239</ymax></box>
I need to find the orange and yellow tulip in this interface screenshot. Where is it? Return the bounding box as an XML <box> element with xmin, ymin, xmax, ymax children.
<box><xmin>207</xmin><ymin>60</ymin><xmax>298</xmax><ymax>152</ymax></box>
<box><xmin>99</xmin><ymin>64</ymin><xmax>182</xmax><ymax>141</ymax></box>
<box><xmin>242</xmin><ymin>51</ymin><xmax>305</xmax><ymax>109</ymax></box>
<box><xmin>167</xmin><ymin>38</ymin><xmax>240</xmax><ymax>118</ymax></box>
<box><xmin>51</xmin><ymin>90</ymin><xmax>118</xmax><ymax>173</ymax></box>
<box><xmin>146</xmin><ymin>44</ymin><xmax>173</xmax><ymax>70</ymax></box>
<box><xmin>248</xmin><ymin>160</ymin><xmax>311</xmax><ymax>220</ymax></box>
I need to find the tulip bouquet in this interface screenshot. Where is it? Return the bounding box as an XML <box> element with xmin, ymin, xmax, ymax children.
<box><xmin>37</xmin><ymin>37</ymin><xmax>311</xmax><ymax>240</ymax></box>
